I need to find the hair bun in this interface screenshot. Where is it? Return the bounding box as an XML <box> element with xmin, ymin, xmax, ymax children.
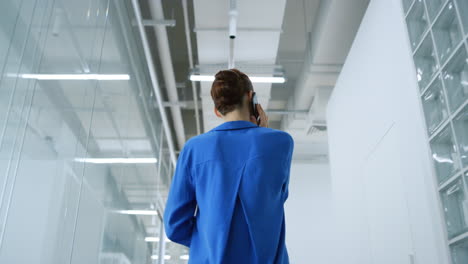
<box><xmin>211</xmin><ymin>69</ymin><xmax>253</xmax><ymax>115</ymax></box>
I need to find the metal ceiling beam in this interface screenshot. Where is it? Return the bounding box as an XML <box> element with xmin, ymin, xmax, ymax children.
<box><xmin>182</xmin><ymin>0</ymin><xmax>201</xmax><ymax>135</ymax></box>
<box><xmin>131</xmin><ymin>0</ymin><xmax>177</xmax><ymax>166</ymax></box>
<box><xmin>148</xmin><ymin>0</ymin><xmax>187</xmax><ymax>151</ymax></box>
<box><xmin>109</xmin><ymin>0</ymin><xmax>170</xmax><ymax>212</ymax></box>
<box><xmin>111</xmin><ymin>0</ymin><xmax>166</xmax><ymax>157</ymax></box>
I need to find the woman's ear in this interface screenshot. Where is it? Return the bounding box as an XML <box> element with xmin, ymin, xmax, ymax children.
<box><xmin>214</xmin><ymin>107</ymin><xmax>223</xmax><ymax>118</ymax></box>
<box><xmin>244</xmin><ymin>90</ymin><xmax>253</xmax><ymax>108</ymax></box>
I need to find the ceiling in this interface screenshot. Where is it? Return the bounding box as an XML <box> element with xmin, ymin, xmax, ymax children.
<box><xmin>0</xmin><ymin>0</ymin><xmax>370</xmax><ymax>263</ymax></box>
<box><xmin>157</xmin><ymin>0</ymin><xmax>370</xmax><ymax>161</ymax></box>
<box><xmin>193</xmin><ymin>0</ymin><xmax>286</xmax><ymax>132</ymax></box>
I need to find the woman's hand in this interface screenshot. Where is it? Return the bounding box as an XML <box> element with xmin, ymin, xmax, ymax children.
<box><xmin>250</xmin><ymin>103</ymin><xmax>269</xmax><ymax>127</ymax></box>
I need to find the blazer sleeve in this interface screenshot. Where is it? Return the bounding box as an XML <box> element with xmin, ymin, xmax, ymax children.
<box><xmin>283</xmin><ymin>134</ymin><xmax>294</xmax><ymax>202</ymax></box>
<box><xmin>163</xmin><ymin>145</ymin><xmax>196</xmax><ymax>247</ymax></box>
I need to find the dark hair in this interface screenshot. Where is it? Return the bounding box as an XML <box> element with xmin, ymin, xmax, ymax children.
<box><xmin>210</xmin><ymin>69</ymin><xmax>253</xmax><ymax>115</ymax></box>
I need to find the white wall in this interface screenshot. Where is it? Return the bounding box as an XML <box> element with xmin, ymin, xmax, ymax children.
<box><xmin>285</xmin><ymin>162</ymin><xmax>333</xmax><ymax>264</ymax></box>
<box><xmin>327</xmin><ymin>0</ymin><xmax>450</xmax><ymax>264</ymax></box>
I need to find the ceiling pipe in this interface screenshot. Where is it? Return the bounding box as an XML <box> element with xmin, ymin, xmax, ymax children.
<box><xmin>228</xmin><ymin>0</ymin><xmax>237</xmax><ymax>68</ymax></box>
<box><xmin>149</xmin><ymin>0</ymin><xmax>187</xmax><ymax>151</ymax></box>
<box><xmin>131</xmin><ymin>0</ymin><xmax>177</xmax><ymax>167</ymax></box>
<box><xmin>283</xmin><ymin>0</ymin><xmax>368</xmax><ymax>133</ymax></box>
<box><xmin>182</xmin><ymin>0</ymin><xmax>201</xmax><ymax>135</ymax></box>
<box><xmin>290</xmin><ymin>0</ymin><xmax>332</xmax><ymax>111</ymax></box>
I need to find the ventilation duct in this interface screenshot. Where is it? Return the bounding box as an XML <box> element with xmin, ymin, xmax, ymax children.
<box><xmin>282</xmin><ymin>0</ymin><xmax>369</xmax><ymax>136</ymax></box>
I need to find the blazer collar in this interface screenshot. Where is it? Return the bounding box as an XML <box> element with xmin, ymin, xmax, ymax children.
<box><xmin>211</xmin><ymin>120</ymin><xmax>259</xmax><ymax>131</ymax></box>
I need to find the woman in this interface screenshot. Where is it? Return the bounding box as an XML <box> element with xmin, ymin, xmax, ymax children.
<box><xmin>164</xmin><ymin>69</ymin><xmax>294</xmax><ymax>264</ymax></box>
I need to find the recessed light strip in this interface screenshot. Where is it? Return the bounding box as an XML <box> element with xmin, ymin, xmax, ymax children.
<box><xmin>115</xmin><ymin>210</ymin><xmax>158</xmax><ymax>216</ymax></box>
<box><xmin>145</xmin><ymin>237</ymin><xmax>160</xmax><ymax>242</ymax></box>
<box><xmin>145</xmin><ymin>236</ymin><xmax>171</xmax><ymax>242</ymax></box>
<box><xmin>18</xmin><ymin>73</ymin><xmax>130</xmax><ymax>80</ymax></box>
<box><xmin>151</xmin><ymin>255</ymin><xmax>171</xmax><ymax>260</ymax></box>
<box><xmin>249</xmin><ymin>76</ymin><xmax>286</xmax><ymax>83</ymax></box>
<box><xmin>189</xmin><ymin>74</ymin><xmax>285</xmax><ymax>83</ymax></box>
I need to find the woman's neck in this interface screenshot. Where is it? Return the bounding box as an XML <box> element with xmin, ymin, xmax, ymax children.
<box><xmin>223</xmin><ymin>109</ymin><xmax>250</xmax><ymax>122</ymax></box>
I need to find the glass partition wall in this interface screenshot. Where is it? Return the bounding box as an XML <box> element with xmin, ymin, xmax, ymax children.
<box><xmin>403</xmin><ymin>0</ymin><xmax>468</xmax><ymax>263</ymax></box>
<box><xmin>0</xmin><ymin>0</ymin><xmax>186</xmax><ymax>263</ymax></box>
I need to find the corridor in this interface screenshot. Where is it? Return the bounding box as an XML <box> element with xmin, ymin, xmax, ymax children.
<box><xmin>0</xmin><ymin>0</ymin><xmax>467</xmax><ymax>263</ymax></box>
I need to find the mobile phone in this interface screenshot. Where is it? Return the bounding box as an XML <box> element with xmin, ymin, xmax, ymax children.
<box><xmin>251</xmin><ymin>92</ymin><xmax>260</xmax><ymax>124</ymax></box>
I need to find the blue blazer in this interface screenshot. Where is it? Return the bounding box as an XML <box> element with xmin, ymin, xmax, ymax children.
<box><xmin>164</xmin><ymin>120</ymin><xmax>294</xmax><ymax>264</ymax></box>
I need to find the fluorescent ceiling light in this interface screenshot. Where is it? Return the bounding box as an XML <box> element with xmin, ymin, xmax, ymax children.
<box><xmin>145</xmin><ymin>237</ymin><xmax>160</xmax><ymax>242</ymax></box>
<box><xmin>74</xmin><ymin>158</ymin><xmax>157</xmax><ymax>164</ymax></box>
<box><xmin>190</xmin><ymin>74</ymin><xmax>285</xmax><ymax>83</ymax></box>
<box><xmin>190</xmin><ymin>75</ymin><xmax>215</xmax><ymax>82</ymax></box>
<box><xmin>145</xmin><ymin>236</ymin><xmax>171</xmax><ymax>242</ymax></box>
<box><xmin>18</xmin><ymin>73</ymin><xmax>130</xmax><ymax>80</ymax></box>
<box><xmin>249</xmin><ymin>76</ymin><xmax>286</xmax><ymax>83</ymax></box>
<box><xmin>180</xmin><ymin>255</ymin><xmax>189</xmax><ymax>260</ymax></box>
<box><xmin>115</xmin><ymin>210</ymin><xmax>158</xmax><ymax>216</ymax></box>
<box><xmin>151</xmin><ymin>255</ymin><xmax>171</xmax><ymax>260</ymax></box>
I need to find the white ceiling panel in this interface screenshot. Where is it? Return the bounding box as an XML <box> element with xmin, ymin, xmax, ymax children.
<box><xmin>193</xmin><ymin>0</ymin><xmax>287</xmax><ymax>132</ymax></box>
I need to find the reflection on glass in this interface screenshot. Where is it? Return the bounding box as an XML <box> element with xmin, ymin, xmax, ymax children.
<box><xmin>432</xmin><ymin>1</ymin><xmax>462</xmax><ymax>64</ymax></box>
<box><xmin>165</xmin><ymin>242</ymin><xmax>190</xmax><ymax>263</ymax></box>
<box><xmin>442</xmin><ymin>47</ymin><xmax>468</xmax><ymax>112</ymax></box>
<box><xmin>453</xmin><ymin>104</ymin><xmax>468</xmax><ymax>167</ymax></box>
<box><xmin>422</xmin><ymin>76</ymin><xmax>449</xmax><ymax>134</ymax></box>
<box><xmin>430</xmin><ymin>125</ymin><xmax>460</xmax><ymax>183</ymax></box>
<box><xmin>440</xmin><ymin>178</ymin><xmax>468</xmax><ymax>238</ymax></box>
<box><xmin>455</xmin><ymin>0</ymin><xmax>468</xmax><ymax>33</ymax></box>
<box><xmin>426</xmin><ymin>0</ymin><xmax>447</xmax><ymax>19</ymax></box>
<box><xmin>403</xmin><ymin>0</ymin><xmax>415</xmax><ymax>13</ymax></box>
<box><xmin>451</xmin><ymin>230</ymin><xmax>468</xmax><ymax>263</ymax></box>
<box><xmin>414</xmin><ymin>35</ymin><xmax>438</xmax><ymax>91</ymax></box>
<box><xmin>406</xmin><ymin>0</ymin><xmax>429</xmax><ymax>50</ymax></box>
<box><xmin>0</xmin><ymin>0</ymin><xmax>188</xmax><ymax>263</ymax></box>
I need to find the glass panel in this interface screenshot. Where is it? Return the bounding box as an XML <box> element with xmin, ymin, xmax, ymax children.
<box><xmin>165</xmin><ymin>241</ymin><xmax>190</xmax><ymax>263</ymax></box>
<box><xmin>432</xmin><ymin>1</ymin><xmax>463</xmax><ymax>64</ymax></box>
<box><xmin>430</xmin><ymin>125</ymin><xmax>460</xmax><ymax>183</ymax></box>
<box><xmin>426</xmin><ymin>0</ymin><xmax>448</xmax><ymax>19</ymax></box>
<box><xmin>414</xmin><ymin>34</ymin><xmax>438</xmax><ymax>91</ymax></box>
<box><xmin>0</xmin><ymin>0</ymin><xmax>174</xmax><ymax>263</ymax></box>
<box><xmin>455</xmin><ymin>0</ymin><xmax>468</xmax><ymax>34</ymax></box>
<box><xmin>406</xmin><ymin>0</ymin><xmax>429</xmax><ymax>50</ymax></box>
<box><xmin>0</xmin><ymin>0</ymin><xmax>23</xmax><ymax>140</ymax></box>
<box><xmin>442</xmin><ymin>46</ymin><xmax>468</xmax><ymax>112</ymax></box>
<box><xmin>0</xmin><ymin>0</ymin><xmax>89</xmax><ymax>262</ymax></box>
<box><xmin>453</xmin><ymin>104</ymin><xmax>468</xmax><ymax>167</ymax></box>
<box><xmin>440</xmin><ymin>178</ymin><xmax>468</xmax><ymax>238</ymax></box>
<box><xmin>403</xmin><ymin>0</ymin><xmax>415</xmax><ymax>13</ymax></box>
<box><xmin>451</xmin><ymin>233</ymin><xmax>468</xmax><ymax>263</ymax></box>
<box><xmin>421</xmin><ymin>76</ymin><xmax>449</xmax><ymax>134</ymax></box>
<box><xmin>69</xmin><ymin>0</ymin><xmax>165</xmax><ymax>263</ymax></box>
